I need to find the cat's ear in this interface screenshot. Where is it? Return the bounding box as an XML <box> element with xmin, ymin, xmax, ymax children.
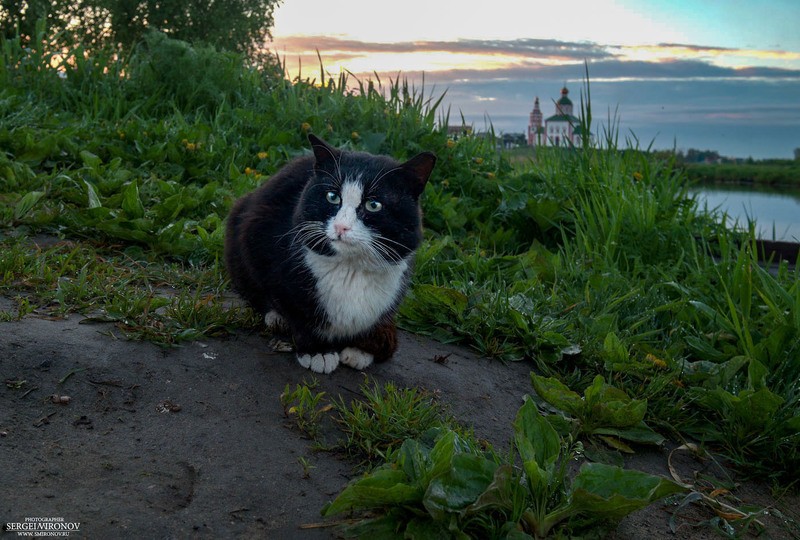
<box><xmin>308</xmin><ymin>134</ymin><xmax>340</xmax><ymax>168</ymax></box>
<box><xmin>402</xmin><ymin>152</ymin><xmax>437</xmax><ymax>197</ymax></box>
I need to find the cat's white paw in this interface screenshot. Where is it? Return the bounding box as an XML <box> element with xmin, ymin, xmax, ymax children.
<box><xmin>297</xmin><ymin>352</ymin><xmax>340</xmax><ymax>374</ymax></box>
<box><xmin>339</xmin><ymin>347</ymin><xmax>374</xmax><ymax>370</ymax></box>
<box><xmin>264</xmin><ymin>310</ymin><xmax>287</xmax><ymax>331</ymax></box>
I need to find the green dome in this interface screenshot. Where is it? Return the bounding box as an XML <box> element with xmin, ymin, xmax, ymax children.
<box><xmin>557</xmin><ymin>86</ymin><xmax>572</xmax><ymax>106</ymax></box>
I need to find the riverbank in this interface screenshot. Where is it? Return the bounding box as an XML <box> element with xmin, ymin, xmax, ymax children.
<box><xmin>683</xmin><ymin>161</ymin><xmax>800</xmax><ymax>188</ymax></box>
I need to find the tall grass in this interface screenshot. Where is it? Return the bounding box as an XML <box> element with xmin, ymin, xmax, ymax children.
<box><xmin>1</xmin><ymin>30</ymin><xmax>798</xmax><ymax>485</ymax></box>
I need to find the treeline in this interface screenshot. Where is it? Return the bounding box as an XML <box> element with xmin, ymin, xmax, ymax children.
<box><xmin>645</xmin><ymin>149</ymin><xmax>800</xmax><ymax>187</ymax></box>
<box><xmin>681</xmin><ymin>162</ymin><xmax>800</xmax><ymax>187</ymax></box>
<box><xmin>0</xmin><ymin>0</ymin><xmax>281</xmax><ymax>60</ymax></box>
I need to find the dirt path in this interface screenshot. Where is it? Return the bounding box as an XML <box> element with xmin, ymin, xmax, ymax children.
<box><xmin>2</xmin><ymin>314</ymin><xmax>797</xmax><ymax>538</ymax></box>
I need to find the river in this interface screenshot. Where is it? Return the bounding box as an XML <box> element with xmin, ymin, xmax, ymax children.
<box><xmin>692</xmin><ymin>184</ymin><xmax>800</xmax><ymax>242</ymax></box>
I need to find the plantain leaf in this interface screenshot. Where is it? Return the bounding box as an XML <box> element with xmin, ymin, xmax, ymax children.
<box><xmin>593</xmin><ymin>423</ymin><xmax>665</xmax><ymax>445</ymax></box>
<box><xmin>530</xmin><ymin>374</ymin><xmax>583</xmax><ymax>417</ymax></box>
<box><xmin>84</xmin><ymin>180</ymin><xmax>102</xmax><ymax>209</ymax></box>
<box><xmin>13</xmin><ymin>191</ymin><xmax>45</xmax><ymax>220</ymax></box>
<box><xmin>79</xmin><ymin>150</ymin><xmax>102</xmax><ymax>169</ymax></box>
<box><xmin>570</xmin><ymin>463</ymin><xmax>686</xmax><ymax>521</ymax></box>
<box><xmin>323</xmin><ymin>467</ymin><xmax>421</xmax><ymax>516</ymax></box>
<box><xmin>602</xmin><ymin>332</ymin><xmax>628</xmax><ymax>364</ymax></box>
<box><xmin>423</xmin><ymin>454</ymin><xmax>497</xmax><ymax>520</ymax></box>
<box><xmin>514</xmin><ymin>398</ymin><xmax>561</xmax><ymax>468</ymax></box>
<box><xmin>122</xmin><ymin>181</ymin><xmax>145</xmax><ymax>219</ymax></box>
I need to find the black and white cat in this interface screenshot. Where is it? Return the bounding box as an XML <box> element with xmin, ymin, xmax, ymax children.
<box><xmin>225</xmin><ymin>134</ymin><xmax>436</xmax><ymax>374</ymax></box>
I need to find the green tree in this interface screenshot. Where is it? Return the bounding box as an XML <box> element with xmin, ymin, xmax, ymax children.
<box><xmin>0</xmin><ymin>1</ymin><xmax>71</xmax><ymax>41</ymax></box>
<box><xmin>1</xmin><ymin>0</ymin><xmax>282</xmax><ymax>58</ymax></box>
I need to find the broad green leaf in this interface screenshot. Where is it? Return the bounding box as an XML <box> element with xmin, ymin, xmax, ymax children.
<box><xmin>426</xmin><ymin>430</ymin><xmax>456</xmax><ymax>483</ymax></box>
<box><xmin>338</xmin><ymin>509</ymin><xmax>407</xmax><ymax>539</ymax></box>
<box><xmin>747</xmin><ymin>358</ymin><xmax>768</xmax><ymax>390</ymax></box>
<box><xmin>570</xmin><ymin>463</ymin><xmax>686</xmax><ymax>521</ymax></box>
<box><xmin>13</xmin><ymin>191</ymin><xmax>45</xmax><ymax>220</ymax></box>
<box><xmin>423</xmin><ymin>454</ymin><xmax>497</xmax><ymax>520</ymax></box>
<box><xmin>122</xmin><ymin>181</ymin><xmax>145</xmax><ymax>219</ymax></box>
<box><xmin>530</xmin><ymin>374</ymin><xmax>583</xmax><ymax>417</ymax></box>
<box><xmin>467</xmin><ymin>465</ymin><xmax>516</xmax><ymax>514</ymax></box>
<box><xmin>514</xmin><ymin>399</ymin><xmax>560</xmax><ymax>468</ymax></box>
<box><xmin>603</xmin><ymin>332</ymin><xmax>628</xmax><ymax>364</ymax></box>
<box><xmin>589</xmin><ymin>398</ymin><xmax>647</xmax><ymax>429</ymax></box>
<box><xmin>84</xmin><ymin>180</ymin><xmax>102</xmax><ymax>209</ymax></box>
<box><xmin>731</xmin><ymin>387</ymin><xmax>784</xmax><ymax>429</ymax></box>
<box><xmin>504</xmin><ymin>530</ymin><xmax>535</xmax><ymax>540</ymax></box>
<box><xmin>593</xmin><ymin>423</ymin><xmax>665</xmax><ymax>445</ymax></box>
<box><xmin>784</xmin><ymin>416</ymin><xmax>800</xmax><ymax>434</ymax></box>
<box><xmin>79</xmin><ymin>150</ymin><xmax>102</xmax><ymax>169</ymax></box>
<box><xmin>323</xmin><ymin>468</ymin><xmax>421</xmax><ymax>516</ymax></box>
<box><xmin>522</xmin><ymin>458</ymin><xmax>551</xmax><ymax>495</ymax></box>
<box><xmin>597</xmin><ymin>435</ymin><xmax>635</xmax><ymax>454</ymax></box>
<box><xmin>414</xmin><ymin>284</ymin><xmax>468</xmax><ymax>316</ymax></box>
<box><xmin>582</xmin><ymin>376</ymin><xmax>648</xmax><ymax>429</ymax></box>
<box><xmin>403</xmin><ymin>516</ymin><xmax>452</xmax><ymax>539</ymax></box>
<box><xmin>525</xmin><ymin>197</ymin><xmax>561</xmax><ymax>231</ymax></box>
<box><xmin>398</xmin><ymin>438</ymin><xmax>429</xmax><ymax>485</ymax></box>
<box><xmin>583</xmin><ymin>375</ymin><xmax>629</xmax><ymax>405</ymax></box>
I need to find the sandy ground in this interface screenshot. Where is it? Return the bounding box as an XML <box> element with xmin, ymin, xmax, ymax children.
<box><xmin>1</xmin><ymin>312</ymin><xmax>798</xmax><ymax>539</ymax></box>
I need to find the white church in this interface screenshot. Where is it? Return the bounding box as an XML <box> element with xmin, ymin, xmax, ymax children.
<box><xmin>527</xmin><ymin>86</ymin><xmax>588</xmax><ymax>147</ymax></box>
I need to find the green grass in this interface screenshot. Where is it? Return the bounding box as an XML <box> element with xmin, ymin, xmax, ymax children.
<box><xmin>1</xmin><ymin>28</ymin><xmax>799</xmax><ymax>499</ymax></box>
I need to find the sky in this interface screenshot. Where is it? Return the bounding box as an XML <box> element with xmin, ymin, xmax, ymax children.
<box><xmin>268</xmin><ymin>0</ymin><xmax>800</xmax><ymax>159</ymax></box>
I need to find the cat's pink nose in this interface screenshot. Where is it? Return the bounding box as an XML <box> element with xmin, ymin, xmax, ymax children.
<box><xmin>334</xmin><ymin>223</ymin><xmax>351</xmax><ymax>237</ymax></box>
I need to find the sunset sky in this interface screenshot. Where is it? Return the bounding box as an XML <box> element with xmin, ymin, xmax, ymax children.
<box><xmin>269</xmin><ymin>0</ymin><xmax>800</xmax><ymax>159</ymax></box>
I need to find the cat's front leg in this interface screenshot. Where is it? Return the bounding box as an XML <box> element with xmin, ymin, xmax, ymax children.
<box><xmin>339</xmin><ymin>348</ymin><xmax>374</xmax><ymax>370</ymax></box>
<box><xmin>263</xmin><ymin>309</ymin><xmax>288</xmax><ymax>332</ymax></box>
<box><xmin>347</xmin><ymin>320</ymin><xmax>398</xmax><ymax>367</ymax></box>
<box><xmin>296</xmin><ymin>351</ymin><xmax>340</xmax><ymax>374</ymax></box>
<box><xmin>293</xmin><ymin>330</ymin><xmax>341</xmax><ymax>374</ymax></box>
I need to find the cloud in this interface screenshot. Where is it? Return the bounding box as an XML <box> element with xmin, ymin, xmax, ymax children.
<box><xmin>272</xmin><ymin>35</ymin><xmax>614</xmax><ymax>61</ymax></box>
<box><xmin>271</xmin><ymin>35</ymin><xmax>800</xmax><ymax>86</ymax></box>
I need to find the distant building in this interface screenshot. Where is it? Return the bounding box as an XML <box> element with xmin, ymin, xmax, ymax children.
<box><xmin>447</xmin><ymin>124</ymin><xmax>473</xmax><ymax>139</ymax></box>
<box><xmin>527</xmin><ymin>86</ymin><xmax>588</xmax><ymax>147</ymax></box>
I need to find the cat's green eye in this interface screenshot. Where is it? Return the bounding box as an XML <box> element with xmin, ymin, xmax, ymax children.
<box><xmin>326</xmin><ymin>191</ymin><xmax>341</xmax><ymax>205</ymax></box>
<box><xmin>365</xmin><ymin>200</ymin><xmax>382</xmax><ymax>213</ymax></box>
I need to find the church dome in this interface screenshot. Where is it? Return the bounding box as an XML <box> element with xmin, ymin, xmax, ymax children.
<box><xmin>557</xmin><ymin>86</ymin><xmax>572</xmax><ymax>107</ymax></box>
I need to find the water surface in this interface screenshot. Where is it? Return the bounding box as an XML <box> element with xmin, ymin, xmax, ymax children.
<box><xmin>692</xmin><ymin>185</ymin><xmax>800</xmax><ymax>242</ymax></box>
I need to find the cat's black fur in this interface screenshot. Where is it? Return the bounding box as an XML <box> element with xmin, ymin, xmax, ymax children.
<box><xmin>225</xmin><ymin>134</ymin><xmax>435</xmax><ymax>372</ymax></box>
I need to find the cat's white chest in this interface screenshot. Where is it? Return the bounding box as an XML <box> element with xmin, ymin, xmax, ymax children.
<box><xmin>303</xmin><ymin>249</ymin><xmax>407</xmax><ymax>339</ymax></box>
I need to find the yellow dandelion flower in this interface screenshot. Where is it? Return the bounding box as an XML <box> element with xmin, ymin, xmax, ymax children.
<box><xmin>301</xmin><ymin>122</ymin><xmax>312</xmax><ymax>132</ymax></box>
<box><xmin>633</xmin><ymin>171</ymin><xmax>643</xmax><ymax>181</ymax></box>
<box><xmin>473</xmin><ymin>157</ymin><xmax>484</xmax><ymax>165</ymax></box>
<box><xmin>446</xmin><ymin>139</ymin><xmax>455</xmax><ymax>148</ymax></box>
<box><xmin>257</xmin><ymin>151</ymin><xmax>269</xmax><ymax>160</ymax></box>
<box><xmin>327</xmin><ymin>123</ymin><xmax>334</xmax><ymax>132</ymax></box>
<box><xmin>244</xmin><ymin>167</ymin><xmax>254</xmax><ymax>175</ymax></box>
<box><xmin>486</xmin><ymin>172</ymin><xmax>496</xmax><ymax>179</ymax></box>
<box><xmin>185</xmin><ymin>142</ymin><xmax>196</xmax><ymax>151</ymax></box>
<box><xmin>118</xmin><ymin>131</ymin><xmax>125</xmax><ymax>140</ymax></box>
<box><xmin>351</xmin><ymin>131</ymin><xmax>360</xmax><ymax>140</ymax></box>
<box><xmin>441</xmin><ymin>179</ymin><xmax>450</xmax><ymax>188</ymax></box>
